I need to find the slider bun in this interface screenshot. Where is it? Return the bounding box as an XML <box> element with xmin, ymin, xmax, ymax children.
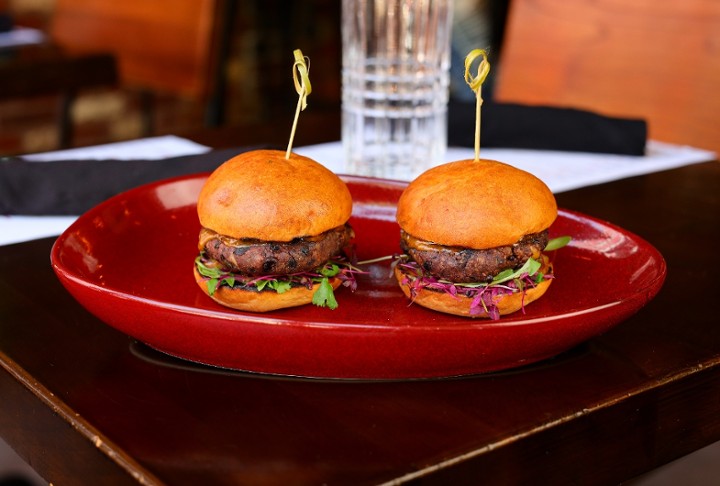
<box><xmin>197</xmin><ymin>150</ymin><xmax>352</xmax><ymax>242</ymax></box>
<box><xmin>396</xmin><ymin>159</ymin><xmax>557</xmax><ymax>249</ymax></box>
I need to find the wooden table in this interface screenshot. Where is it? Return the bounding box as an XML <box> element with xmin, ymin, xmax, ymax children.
<box><xmin>0</xmin><ymin>150</ymin><xmax>718</xmax><ymax>484</ymax></box>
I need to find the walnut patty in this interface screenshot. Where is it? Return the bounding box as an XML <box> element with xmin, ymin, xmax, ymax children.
<box><xmin>199</xmin><ymin>224</ymin><xmax>354</xmax><ymax>277</ymax></box>
<box><xmin>400</xmin><ymin>229</ymin><xmax>549</xmax><ymax>283</ymax></box>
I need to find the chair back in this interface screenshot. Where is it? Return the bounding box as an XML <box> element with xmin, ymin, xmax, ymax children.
<box><xmin>50</xmin><ymin>0</ymin><xmax>222</xmax><ymax>101</ymax></box>
<box><xmin>494</xmin><ymin>0</ymin><xmax>720</xmax><ymax>153</ymax></box>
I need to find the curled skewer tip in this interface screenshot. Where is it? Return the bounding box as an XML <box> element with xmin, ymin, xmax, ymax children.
<box><xmin>464</xmin><ymin>49</ymin><xmax>491</xmax><ymax>161</ymax></box>
<box><xmin>286</xmin><ymin>49</ymin><xmax>312</xmax><ymax>159</ymax></box>
<box><xmin>292</xmin><ymin>49</ymin><xmax>312</xmax><ymax>110</ymax></box>
<box><xmin>464</xmin><ymin>48</ymin><xmax>490</xmax><ymax>91</ymax></box>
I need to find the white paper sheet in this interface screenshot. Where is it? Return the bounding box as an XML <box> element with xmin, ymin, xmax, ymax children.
<box><xmin>296</xmin><ymin>140</ymin><xmax>716</xmax><ymax>192</ymax></box>
<box><xmin>2</xmin><ymin>137</ymin><xmax>715</xmax><ymax>246</ymax></box>
<box><xmin>21</xmin><ymin>135</ymin><xmax>211</xmax><ymax>162</ymax></box>
<box><xmin>0</xmin><ymin>26</ymin><xmax>45</xmax><ymax>48</ymax></box>
<box><xmin>4</xmin><ymin>136</ymin><xmax>212</xmax><ymax>246</ymax></box>
<box><xmin>1</xmin><ymin>215</ymin><xmax>79</xmax><ymax>247</ymax></box>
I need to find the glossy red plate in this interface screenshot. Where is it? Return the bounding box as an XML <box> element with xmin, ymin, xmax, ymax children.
<box><xmin>51</xmin><ymin>174</ymin><xmax>666</xmax><ymax>380</ymax></box>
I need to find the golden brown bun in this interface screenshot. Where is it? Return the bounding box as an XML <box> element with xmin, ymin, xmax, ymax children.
<box><xmin>397</xmin><ymin>159</ymin><xmax>557</xmax><ymax>249</ymax></box>
<box><xmin>193</xmin><ymin>266</ymin><xmax>342</xmax><ymax>312</ymax></box>
<box><xmin>394</xmin><ymin>255</ymin><xmax>553</xmax><ymax>318</ymax></box>
<box><xmin>197</xmin><ymin>150</ymin><xmax>352</xmax><ymax>241</ymax></box>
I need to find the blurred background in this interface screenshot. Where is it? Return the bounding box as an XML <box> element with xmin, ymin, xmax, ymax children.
<box><xmin>2</xmin><ymin>0</ymin><xmax>719</xmax><ymax>156</ymax></box>
<box><xmin>0</xmin><ymin>0</ymin><xmax>345</xmax><ymax>155</ymax></box>
<box><xmin>0</xmin><ymin>0</ymin><xmax>506</xmax><ymax>154</ymax></box>
<box><xmin>0</xmin><ymin>0</ymin><xmax>510</xmax><ymax>156</ymax></box>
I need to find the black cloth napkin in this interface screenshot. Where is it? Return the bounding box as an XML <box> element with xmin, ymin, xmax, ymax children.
<box><xmin>1</xmin><ymin>102</ymin><xmax>647</xmax><ymax>216</ymax></box>
<box><xmin>449</xmin><ymin>100</ymin><xmax>647</xmax><ymax>155</ymax></box>
<box><xmin>0</xmin><ymin>146</ymin><xmax>262</xmax><ymax>216</ymax></box>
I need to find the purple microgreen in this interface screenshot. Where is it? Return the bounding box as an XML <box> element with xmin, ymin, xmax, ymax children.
<box><xmin>397</xmin><ymin>258</ymin><xmax>553</xmax><ymax>320</ymax></box>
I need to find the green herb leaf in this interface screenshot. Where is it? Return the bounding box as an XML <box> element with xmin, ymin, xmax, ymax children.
<box><xmin>312</xmin><ymin>277</ymin><xmax>338</xmax><ymax>310</ymax></box>
<box><xmin>491</xmin><ymin>267</ymin><xmax>515</xmax><ymax>284</ymax></box>
<box><xmin>320</xmin><ymin>263</ymin><xmax>340</xmax><ymax>278</ymax></box>
<box><xmin>196</xmin><ymin>256</ymin><xmax>223</xmax><ymax>278</ymax></box>
<box><xmin>269</xmin><ymin>280</ymin><xmax>292</xmax><ymax>294</ymax></box>
<box><xmin>491</xmin><ymin>257</ymin><xmax>541</xmax><ymax>285</ymax></box>
<box><xmin>545</xmin><ymin>235</ymin><xmax>572</xmax><ymax>252</ymax></box>
<box><xmin>525</xmin><ymin>257</ymin><xmax>542</xmax><ymax>276</ymax></box>
<box><xmin>207</xmin><ymin>278</ymin><xmax>219</xmax><ymax>296</ymax></box>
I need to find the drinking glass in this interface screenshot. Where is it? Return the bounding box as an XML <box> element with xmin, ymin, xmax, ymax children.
<box><xmin>341</xmin><ymin>0</ymin><xmax>453</xmax><ymax>179</ymax></box>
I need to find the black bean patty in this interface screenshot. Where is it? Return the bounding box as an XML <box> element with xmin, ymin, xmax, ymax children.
<box><xmin>400</xmin><ymin>230</ymin><xmax>549</xmax><ymax>283</ymax></box>
<box><xmin>200</xmin><ymin>224</ymin><xmax>354</xmax><ymax>276</ymax></box>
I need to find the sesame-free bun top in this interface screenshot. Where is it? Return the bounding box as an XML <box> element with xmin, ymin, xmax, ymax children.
<box><xmin>397</xmin><ymin>159</ymin><xmax>557</xmax><ymax>249</ymax></box>
<box><xmin>197</xmin><ymin>150</ymin><xmax>352</xmax><ymax>241</ymax></box>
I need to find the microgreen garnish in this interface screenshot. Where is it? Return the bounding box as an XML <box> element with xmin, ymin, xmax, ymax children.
<box><xmin>464</xmin><ymin>48</ymin><xmax>491</xmax><ymax>161</ymax></box>
<box><xmin>396</xmin><ymin>256</ymin><xmax>553</xmax><ymax>320</ymax></box>
<box><xmin>312</xmin><ymin>278</ymin><xmax>339</xmax><ymax>309</ymax></box>
<box><xmin>356</xmin><ymin>255</ymin><xmax>395</xmax><ymax>265</ymax></box>
<box><xmin>490</xmin><ymin>257</ymin><xmax>542</xmax><ymax>285</ymax></box>
<box><xmin>195</xmin><ymin>253</ymin><xmax>364</xmax><ymax>310</ymax></box>
<box><xmin>545</xmin><ymin>236</ymin><xmax>571</xmax><ymax>252</ymax></box>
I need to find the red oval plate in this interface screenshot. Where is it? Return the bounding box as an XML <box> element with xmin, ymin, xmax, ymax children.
<box><xmin>51</xmin><ymin>174</ymin><xmax>666</xmax><ymax>380</ymax></box>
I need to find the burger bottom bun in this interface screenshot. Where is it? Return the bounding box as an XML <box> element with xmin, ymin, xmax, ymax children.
<box><xmin>394</xmin><ymin>256</ymin><xmax>553</xmax><ymax>319</ymax></box>
<box><xmin>193</xmin><ymin>266</ymin><xmax>342</xmax><ymax>312</ymax></box>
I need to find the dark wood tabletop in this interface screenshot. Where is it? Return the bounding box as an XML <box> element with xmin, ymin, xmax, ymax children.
<box><xmin>0</xmin><ymin>143</ymin><xmax>718</xmax><ymax>484</ymax></box>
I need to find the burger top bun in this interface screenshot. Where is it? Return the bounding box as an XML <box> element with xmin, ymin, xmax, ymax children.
<box><xmin>396</xmin><ymin>159</ymin><xmax>557</xmax><ymax>249</ymax></box>
<box><xmin>197</xmin><ymin>150</ymin><xmax>353</xmax><ymax>241</ymax></box>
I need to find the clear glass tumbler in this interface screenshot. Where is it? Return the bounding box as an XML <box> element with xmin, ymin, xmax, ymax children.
<box><xmin>341</xmin><ymin>0</ymin><xmax>453</xmax><ymax>180</ymax></box>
